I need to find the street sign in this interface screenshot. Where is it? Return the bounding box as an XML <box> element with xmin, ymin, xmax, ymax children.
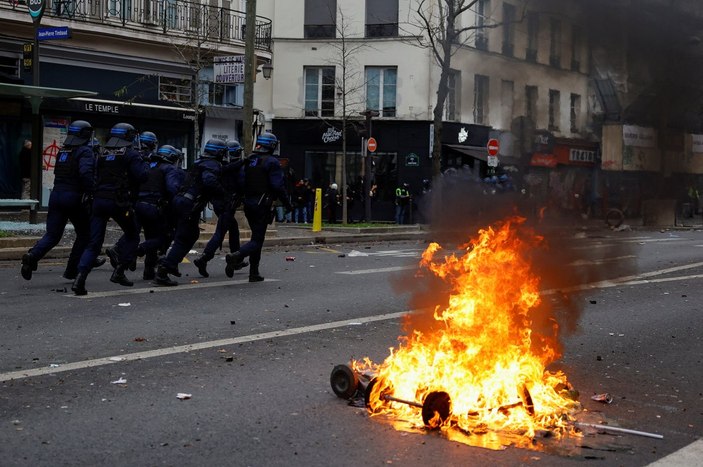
<box><xmin>37</xmin><ymin>26</ymin><xmax>71</xmax><ymax>41</ymax></box>
<box><xmin>367</xmin><ymin>137</ymin><xmax>378</xmax><ymax>153</ymax></box>
<box><xmin>487</xmin><ymin>155</ymin><xmax>499</xmax><ymax>167</ymax></box>
<box><xmin>405</xmin><ymin>153</ymin><xmax>419</xmax><ymax>167</ymax></box>
<box><xmin>487</xmin><ymin>138</ymin><xmax>500</xmax><ymax>156</ymax></box>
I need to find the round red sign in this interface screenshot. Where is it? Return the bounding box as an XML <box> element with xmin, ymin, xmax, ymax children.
<box><xmin>367</xmin><ymin>137</ymin><xmax>378</xmax><ymax>153</ymax></box>
<box><xmin>487</xmin><ymin>138</ymin><xmax>500</xmax><ymax>156</ymax></box>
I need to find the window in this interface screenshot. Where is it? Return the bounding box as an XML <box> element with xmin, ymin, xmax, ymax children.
<box><xmin>526</xmin><ymin>12</ymin><xmax>538</xmax><ymax>62</ymax></box>
<box><xmin>207</xmin><ymin>83</ymin><xmax>240</xmax><ymax>106</ymax></box>
<box><xmin>0</xmin><ymin>55</ymin><xmax>19</xmax><ymax>80</ymax></box>
<box><xmin>304</xmin><ymin>67</ymin><xmax>336</xmax><ymax>117</ymax></box>
<box><xmin>159</xmin><ymin>77</ymin><xmax>192</xmax><ymax>104</ymax></box>
<box><xmin>502</xmin><ymin>2</ymin><xmax>515</xmax><ymax>57</ymax></box>
<box><xmin>474</xmin><ymin>0</ymin><xmax>489</xmax><ymax>50</ymax></box>
<box><xmin>473</xmin><ymin>74</ymin><xmax>489</xmax><ymax>125</ymax></box>
<box><xmin>570</xmin><ymin>93</ymin><xmax>581</xmax><ymax>132</ymax></box>
<box><xmin>548</xmin><ymin>89</ymin><xmax>560</xmax><ymax>131</ymax></box>
<box><xmin>304</xmin><ymin>0</ymin><xmax>336</xmax><ymax>38</ymax></box>
<box><xmin>525</xmin><ymin>85</ymin><xmax>538</xmax><ymax>123</ymax></box>
<box><xmin>571</xmin><ymin>26</ymin><xmax>582</xmax><ymax>71</ymax></box>
<box><xmin>108</xmin><ymin>0</ymin><xmax>132</xmax><ymax>19</ymax></box>
<box><xmin>445</xmin><ymin>70</ymin><xmax>461</xmax><ymax>121</ymax></box>
<box><xmin>366</xmin><ymin>67</ymin><xmax>397</xmax><ymax>117</ymax></box>
<box><xmin>366</xmin><ymin>0</ymin><xmax>398</xmax><ymax>37</ymax></box>
<box><xmin>549</xmin><ymin>18</ymin><xmax>561</xmax><ymax>67</ymax></box>
<box><xmin>501</xmin><ymin>80</ymin><xmax>514</xmax><ymax>129</ymax></box>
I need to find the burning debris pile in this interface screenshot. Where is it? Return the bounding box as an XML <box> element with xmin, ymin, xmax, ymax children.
<box><xmin>331</xmin><ymin>217</ymin><xmax>584</xmax><ymax>447</ymax></box>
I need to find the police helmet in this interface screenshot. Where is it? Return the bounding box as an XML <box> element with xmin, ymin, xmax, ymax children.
<box><xmin>106</xmin><ymin>123</ymin><xmax>138</xmax><ymax>148</ymax></box>
<box><xmin>227</xmin><ymin>140</ymin><xmax>243</xmax><ymax>159</ymax></box>
<box><xmin>155</xmin><ymin>145</ymin><xmax>183</xmax><ymax>165</ymax></box>
<box><xmin>139</xmin><ymin>131</ymin><xmax>158</xmax><ymax>150</ymax></box>
<box><xmin>202</xmin><ymin>138</ymin><xmax>227</xmax><ymax>160</ymax></box>
<box><xmin>63</xmin><ymin>120</ymin><xmax>93</xmax><ymax>147</ymax></box>
<box><xmin>253</xmin><ymin>132</ymin><xmax>278</xmax><ymax>154</ymax></box>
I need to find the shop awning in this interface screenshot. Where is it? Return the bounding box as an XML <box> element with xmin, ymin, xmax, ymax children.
<box><xmin>0</xmin><ymin>83</ymin><xmax>97</xmax><ymax>113</ymax></box>
<box><xmin>445</xmin><ymin>144</ymin><xmax>488</xmax><ymax>162</ymax></box>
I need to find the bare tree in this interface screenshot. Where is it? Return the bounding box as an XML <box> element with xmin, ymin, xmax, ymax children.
<box><xmin>413</xmin><ymin>0</ymin><xmax>521</xmax><ymax>178</ymax></box>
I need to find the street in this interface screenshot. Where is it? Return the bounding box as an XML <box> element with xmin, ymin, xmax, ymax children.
<box><xmin>0</xmin><ymin>227</ymin><xmax>702</xmax><ymax>466</ymax></box>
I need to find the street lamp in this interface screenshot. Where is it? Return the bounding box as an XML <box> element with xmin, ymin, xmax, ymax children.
<box><xmin>261</xmin><ymin>62</ymin><xmax>273</xmax><ymax>80</ymax></box>
<box><xmin>360</xmin><ymin>109</ymin><xmax>379</xmax><ymax>222</ymax></box>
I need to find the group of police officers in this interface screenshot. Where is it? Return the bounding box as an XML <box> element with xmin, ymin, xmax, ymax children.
<box><xmin>19</xmin><ymin>120</ymin><xmax>291</xmax><ymax>296</ymax></box>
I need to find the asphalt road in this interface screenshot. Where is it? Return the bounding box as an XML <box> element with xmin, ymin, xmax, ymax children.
<box><xmin>0</xmin><ymin>228</ymin><xmax>701</xmax><ymax>466</ymax></box>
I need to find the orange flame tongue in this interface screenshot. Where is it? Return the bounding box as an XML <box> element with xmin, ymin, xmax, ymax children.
<box><xmin>359</xmin><ymin>217</ymin><xmax>579</xmax><ymax>438</ymax></box>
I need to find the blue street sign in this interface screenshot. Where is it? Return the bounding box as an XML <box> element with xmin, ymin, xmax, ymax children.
<box><xmin>37</xmin><ymin>26</ymin><xmax>71</xmax><ymax>41</ymax></box>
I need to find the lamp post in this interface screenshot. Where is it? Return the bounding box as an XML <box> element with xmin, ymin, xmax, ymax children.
<box><xmin>242</xmin><ymin>0</ymin><xmax>257</xmax><ymax>153</ymax></box>
<box><xmin>360</xmin><ymin>110</ymin><xmax>379</xmax><ymax>222</ymax></box>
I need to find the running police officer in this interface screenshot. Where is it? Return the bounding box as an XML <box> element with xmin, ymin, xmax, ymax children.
<box><xmin>72</xmin><ymin>123</ymin><xmax>148</xmax><ymax>295</ymax></box>
<box><xmin>225</xmin><ymin>132</ymin><xmax>291</xmax><ymax>282</ymax></box>
<box><xmin>153</xmin><ymin>139</ymin><xmax>227</xmax><ymax>286</ymax></box>
<box><xmin>133</xmin><ymin>144</ymin><xmax>184</xmax><ymax>280</ymax></box>
<box><xmin>193</xmin><ymin>139</ymin><xmax>248</xmax><ymax>278</ymax></box>
<box><xmin>21</xmin><ymin>121</ymin><xmax>102</xmax><ymax>280</ymax></box>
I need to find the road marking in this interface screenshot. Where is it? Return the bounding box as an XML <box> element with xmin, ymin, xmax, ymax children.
<box><xmin>5</xmin><ymin>261</ymin><xmax>703</xmax><ymax>383</ymax></box>
<box><xmin>67</xmin><ymin>278</ymin><xmax>280</xmax><ymax>299</ymax></box>
<box><xmin>337</xmin><ymin>265</ymin><xmax>416</xmax><ymax>275</ymax></box>
<box><xmin>647</xmin><ymin>439</ymin><xmax>703</xmax><ymax>466</ymax></box>
<box><xmin>0</xmin><ymin>311</ymin><xmax>408</xmax><ymax>382</ymax></box>
<box><xmin>569</xmin><ymin>255</ymin><xmax>636</xmax><ymax>266</ymax></box>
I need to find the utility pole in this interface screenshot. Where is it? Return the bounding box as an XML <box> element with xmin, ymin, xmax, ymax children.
<box><xmin>242</xmin><ymin>0</ymin><xmax>256</xmax><ymax>153</ymax></box>
<box><xmin>361</xmin><ymin>110</ymin><xmax>378</xmax><ymax>222</ymax></box>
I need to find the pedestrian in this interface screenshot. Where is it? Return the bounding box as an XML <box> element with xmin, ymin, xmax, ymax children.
<box><xmin>153</xmin><ymin>139</ymin><xmax>227</xmax><ymax>286</ymax></box>
<box><xmin>395</xmin><ymin>182</ymin><xmax>411</xmax><ymax>224</ymax></box>
<box><xmin>225</xmin><ymin>132</ymin><xmax>292</xmax><ymax>282</ymax></box>
<box><xmin>18</xmin><ymin>139</ymin><xmax>32</xmax><ymax>199</ymax></box>
<box><xmin>71</xmin><ymin>123</ymin><xmax>148</xmax><ymax>296</ymax></box>
<box><xmin>192</xmin><ymin>139</ymin><xmax>248</xmax><ymax>278</ymax></box>
<box><xmin>131</xmin><ymin>144</ymin><xmax>184</xmax><ymax>280</ymax></box>
<box><xmin>303</xmin><ymin>179</ymin><xmax>314</xmax><ymax>223</ymax></box>
<box><xmin>20</xmin><ymin>121</ymin><xmax>105</xmax><ymax>281</ymax></box>
<box><xmin>293</xmin><ymin>179</ymin><xmax>307</xmax><ymax>223</ymax></box>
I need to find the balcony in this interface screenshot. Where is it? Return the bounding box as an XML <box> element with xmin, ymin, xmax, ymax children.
<box><xmin>4</xmin><ymin>0</ymin><xmax>272</xmax><ymax>51</ymax></box>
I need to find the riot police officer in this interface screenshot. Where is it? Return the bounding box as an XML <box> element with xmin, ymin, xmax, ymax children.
<box><xmin>138</xmin><ymin>131</ymin><xmax>158</xmax><ymax>160</ymax></box>
<box><xmin>193</xmin><ymin>139</ymin><xmax>248</xmax><ymax>277</ymax></box>
<box><xmin>21</xmin><ymin>121</ymin><xmax>99</xmax><ymax>280</ymax></box>
<box><xmin>133</xmin><ymin>144</ymin><xmax>184</xmax><ymax>280</ymax></box>
<box><xmin>71</xmin><ymin>123</ymin><xmax>148</xmax><ymax>295</ymax></box>
<box><xmin>154</xmin><ymin>138</ymin><xmax>227</xmax><ymax>286</ymax></box>
<box><xmin>225</xmin><ymin>132</ymin><xmax>291</xmax><ymax>282</ymax></box>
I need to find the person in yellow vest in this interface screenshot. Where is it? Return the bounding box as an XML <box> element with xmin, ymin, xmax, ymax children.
<box><xmin>395</xmin><ymin>182</ymin><xmax>411</xmax><ymax>224</ymax></box>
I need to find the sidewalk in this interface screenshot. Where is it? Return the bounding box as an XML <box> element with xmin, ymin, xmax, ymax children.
<box><xmin>0</xmin><ymin>220</ymin><xmax>430</xmax><ymax>262</ymax></box>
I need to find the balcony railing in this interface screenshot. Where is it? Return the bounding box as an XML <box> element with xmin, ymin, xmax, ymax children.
<box><xmin>5</xmin><ymin>0</ymin><xmax>272</xmax><ymax>51</ymax></box>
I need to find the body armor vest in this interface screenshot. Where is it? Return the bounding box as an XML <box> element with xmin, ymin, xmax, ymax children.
<box><xmin>53</xmin><ymin>147</ymin><xmax>81</xmax><ymax>190</ymax></box>
<box><xmin>244</xmin><ymin>156</ymin><xmax>270</xmax><ymax>197</ymax></box>
<box><xmin>96</xmin><ymin>147</ymin><xmax>129</xmax><ymax>198</ymax></box>
<box><xmin>138</xmin><ymin>162</ymin><xmax>165</xmax><ymax>201</ymax></box>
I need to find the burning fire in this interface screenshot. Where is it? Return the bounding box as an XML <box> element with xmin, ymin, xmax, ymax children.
<box><xmin>355</xmin><ymin>216</ymin><xmax>580</xmax><ymax>440</ymax></box>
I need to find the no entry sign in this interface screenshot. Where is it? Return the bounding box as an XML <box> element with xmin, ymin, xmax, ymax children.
<box><xmin>487</xmin><ymin>138</ymin><xmax>500</xmax><ymax>156</ymax></box>
<box><xmin>367</xmin><ymin>137</ymin><xmax>378</xmax><ymax>153</ymax></box>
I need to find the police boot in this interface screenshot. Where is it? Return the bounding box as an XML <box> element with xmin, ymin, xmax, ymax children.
<box><xmin>93</xmin><ymin>257</ymin><xmax>107</xmax><ymax>268</ymax></box>
<box><xmin>20</xmin><ymin>253</ymin><xmax>38</xmax><ymax>281</ymax></box>
<box><xmin>153</xmin><ymin>266</ymin><xmax>178</xmax><ymax>287</ymax></box>
<box><xmin>105</xmin><ymin>247</ymin><xmax>119</xmax><ymax>269</ymax></box>
<box><xmin>110</xmin><ymin>265</ymin><xmax>134</xmax><ymax>287</ymax></box>
<box><xmin>62</xmin><ymin>266</ymin><xmax>78</xmax><ymax>280</ymax></box>
<box><xmin>248</xmin><ymin>265</ymin><xmax>264</xmax><ymax>283</ymax></box>
<box><xmin>193</xmin><ymin>253</ymin><xmax>214</xmax><ymax>278</ymax></box>
<box><xmin>158</xmin><ymin>256</ymin><xmax>182</xmax><ymax>277</ymax></box>
<box><xmin>225</xmin><ymin>251</ymin><xmax>247</xmax><ymax>278</ymax></box>
<box><xmin>71</xmin><ymin>272</ymin><xmax>88</xmax><ymax>296</ymax></box>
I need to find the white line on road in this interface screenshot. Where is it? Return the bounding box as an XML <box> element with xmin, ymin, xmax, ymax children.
<box><xmin>5</xmin><ymin>261</ymin><xmax>703</xmax><ymax>383</ymax></box>
<box><xmin>336</xmin><ymin>265</ymin><xmax>416</xmax><ymax>275</ymax></box>
<box><xmin>647</xmin><ymin>439</ymin><xmax>703</xmax><ymax>466</ymax></box>
<box><xmin>0</xmin><ymin>311</ymin><xmax>408</xmax><ymax>383</ymax></box>
<box><xmin>67</xmin><ymin>278</ymin><xmax>280</xmax><ymax>299</ymax></box>
<box><xmin>568</xmin><ymin>255</ymin><xmax>636</xmax><ymax>266</ymax></box>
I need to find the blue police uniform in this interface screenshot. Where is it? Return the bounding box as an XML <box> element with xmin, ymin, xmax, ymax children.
<box><xmin>154</xmin><ymin>140</ymin><xmax>226</xmax><ymax>286</ymax></box>
<box><xmin>225</xmin><ymin>135</ymin><xmax>290</xmax><ymax>282</ymax></box>
<box><xmin>21</xmin><ymin>133</ymin><xmax>96</xmax><ymax>281</ymax></box>
<box><xmin>72</xmin><ymin>124</ymin><xmax>148</xmax><ymax>295</ymax></box>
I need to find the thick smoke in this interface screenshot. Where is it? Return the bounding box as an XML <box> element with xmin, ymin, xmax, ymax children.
<box><xmin>392</xmin><ymin>167</ymin><xmax>640</xmax><ymax>355</ymax></box>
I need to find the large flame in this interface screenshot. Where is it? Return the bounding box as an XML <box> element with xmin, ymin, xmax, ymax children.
<box><xmin>356</xmin><ymin>217</ymin><xmax>580</xmax><ymax>441</ymax></box>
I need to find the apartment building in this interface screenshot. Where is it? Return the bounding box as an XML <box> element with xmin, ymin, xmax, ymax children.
<box><xmin>0</xmin><ymin>0</ymin><xmax>271</xmax><ymax>203</ymax></box>
<box><xmin>256</xmin><ymin>0</ymin><xmax>595</xmax><ymax>216</ymax></box>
